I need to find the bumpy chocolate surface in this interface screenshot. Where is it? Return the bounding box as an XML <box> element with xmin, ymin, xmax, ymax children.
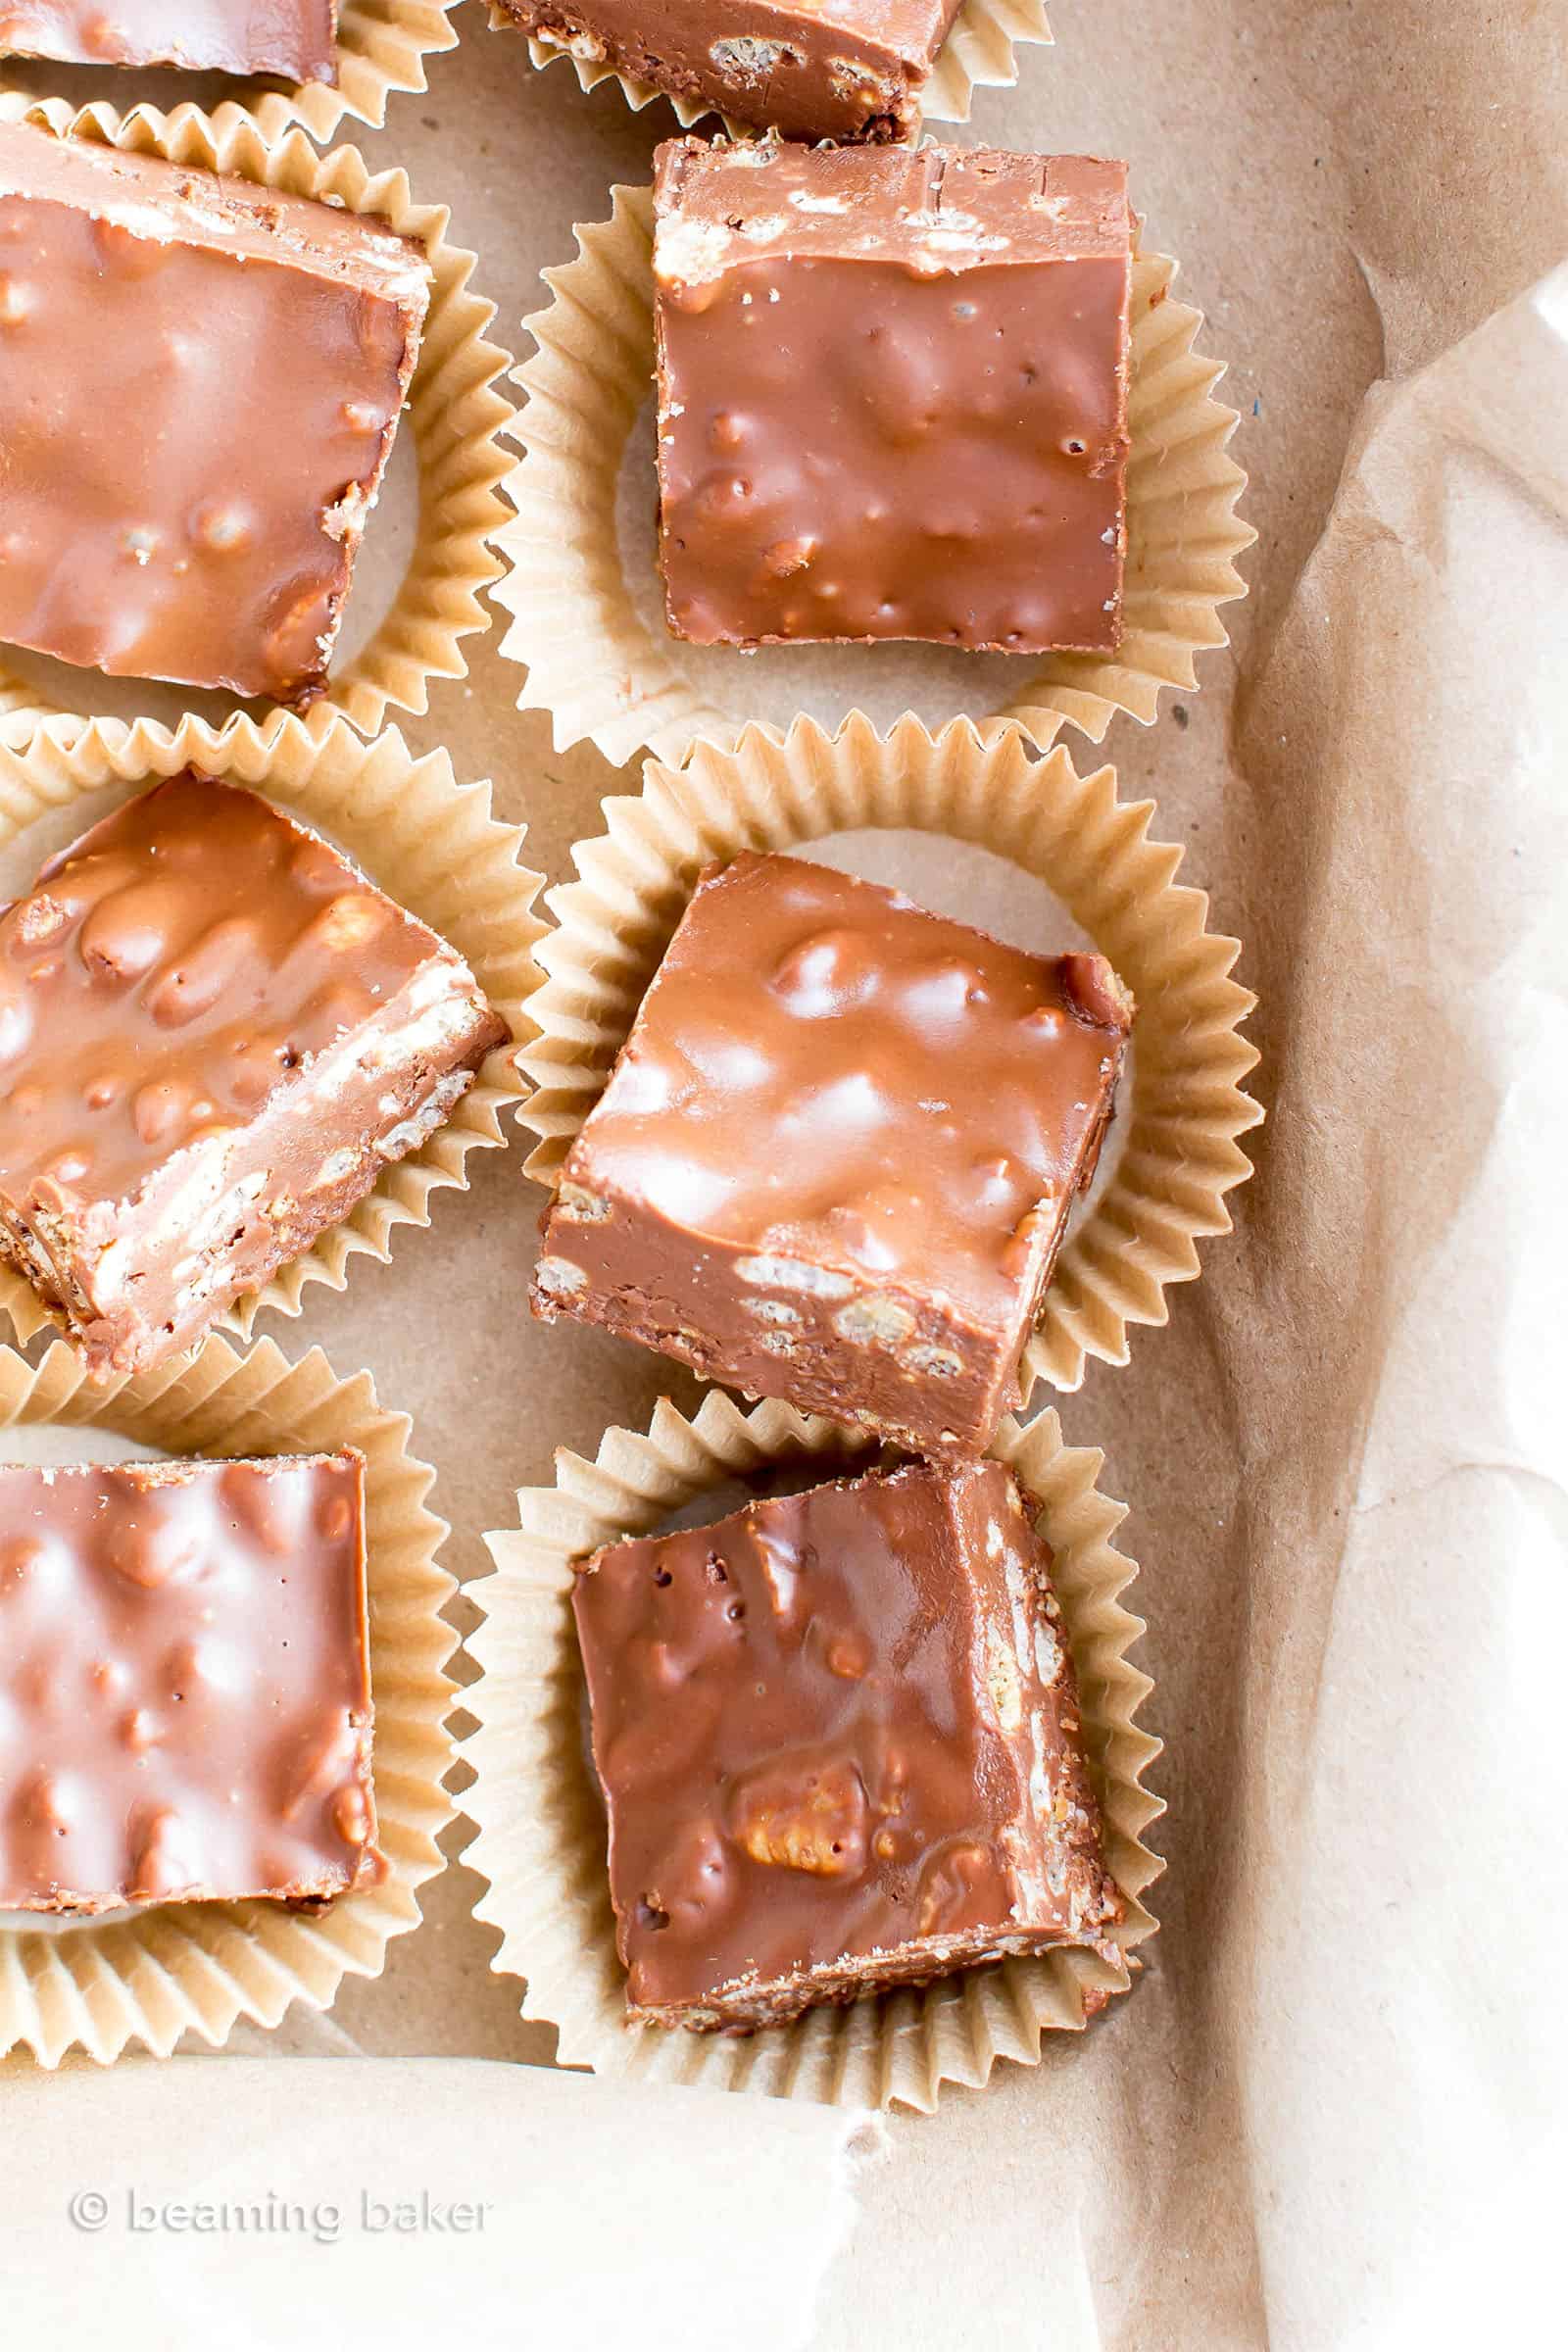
<box><xmin>0</xmin><ymin>122</ymin><xmax>426</xmax><ymax>707</ymax></box>
<box><xmin>575</xmin><ymin>1458</ymin><xmax>1121</xmax><ymax>2031</ymax></box>
<box><xmin>533</xmin><ymin>852</ymin><xmax>1131</xmax><ymax>1456</ymax></box>
<box><xmin>0</xmin><ymin>1451</ymin><xmax>378</xmax><ymax>1912</ymax></box>
<box><xmin>0</xmin><ymin>771</ymin><xmax>508</xmax><ymax>1376</ymax></box>
<box><xmin>0</xmin><ymin>1</ymin><xmax>336</xmax><ymax>79</ymax></box>
<box><xmin>654</xmin><ymin>141</ymin><xmax>1132</xmax><ymax>654</ymax></box>
<box><xmin>495</xmin><ymin>0</ymin><xmax>960</xmax><ymax>142</ymax></box>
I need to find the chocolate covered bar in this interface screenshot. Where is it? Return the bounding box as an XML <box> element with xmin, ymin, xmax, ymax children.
<box><xmin>574</xmin><ymin>1457</ymin><xmax>1122</xmax><ymax>2031</ymax></box>
<box><xmin>0</xmin><ymin>1</ymin><xmax>335</xmax><ymax>79</ymax></box>
<box><xmin>0</xmin><ymin>1451</ymin><xmax>378</xmax><ymax>1913</ymax></box>
<box><xmin>654</xmin><ymin>139</ymin><xmax>1132</xmax><ymax>654</ymax></box>
<box><xmin>0</xmin><ymin>772</ymin><xmax>509</xmax><ymax>1377</ymax></box>
<box><xmin>532</xmin><ymin>852</ymin><xmax>1131</xmax><ymax>1457</ymax></box>
<box><xmin>497</xmin><ymin>0</ymin><xmax>962</xmax><ymax>142</ymax></box>
<box><xmin>0</xmin><ymin>121</ymin><xmax>426</xmax><ymax>707</ymax></box>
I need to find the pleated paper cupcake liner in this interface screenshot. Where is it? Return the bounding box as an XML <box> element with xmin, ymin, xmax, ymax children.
<box><xmin>2</xmin><ymin>2</ymin><xmax>464</xmax><ymax>144</ymax></box>
<box><xmin>228</xmin><ymin>0</ymin><xmax>463</xmax><ymax>143</ymax></box>
<box><xmin>0</xmin><ymin>710</ymin><xmax>544</xmax><ymax>1357</ymax></box>
<box><xmin>0</xmin><ymin>1334</ymin><xmax>455</xmax><ymax>2066</ymax></box>
<box><xmin>495</xmin><ymin>0</ymin><xmax>1051</xmax><ymax>136</ymax></box>
<box><xmin>0</xmin><ymin>95</ymin><xmax>514</xmax><ymax>744</ymax></box>
<box><xmin>465</xmin><ymin>1389</ymin><xmax>1162</xmax><ymax>2112</ymax></box>
<box><xmin>492</xmin><ymin>182</ymin><xmax>1251</xmax><ymax>769</ymax></box>
<box><xmin>521</xmin><ymin>713</ymin><xmax>1261</xmax><ymax>1396</ymax></box>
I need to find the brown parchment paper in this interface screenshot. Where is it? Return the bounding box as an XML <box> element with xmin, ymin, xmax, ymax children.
<box><xmin>3</xmin><ymin>6</ymin><xmax>1567</xmax><ymax>2347</ymax></box>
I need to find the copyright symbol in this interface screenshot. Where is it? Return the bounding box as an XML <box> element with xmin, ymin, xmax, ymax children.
<box><xmin>70</xmin><ymin>2189</ymin><xmax>109</xmax><ymax>2232</ymax></box>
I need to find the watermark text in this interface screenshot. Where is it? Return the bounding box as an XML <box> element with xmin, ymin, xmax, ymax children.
<box><xmin>69</xmin><ymin>2187</ymin><xmax>491</xmax><ymax>2243</ymax></box>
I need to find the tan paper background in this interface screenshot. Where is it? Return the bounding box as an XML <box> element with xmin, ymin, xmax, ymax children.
<box><xmin>4</xmin><ymin>3</ymin><xmax>1567</xmax><ymax>2343</ymax></box>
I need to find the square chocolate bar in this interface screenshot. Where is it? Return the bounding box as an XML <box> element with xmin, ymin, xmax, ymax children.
<box><xmin>0</xmin><ymin>771</ymin><xmax>508</xmax><ymax>1377</ymax></box>
<box><xmin>532</xmin><ymin>853</ymin><xmax>1131</xmax><ymax>1457</ymax></box>
<box><xmin>0</xmin><ymin>120</ymin><xmax>426</xmax><ymax>707</ymax></box>
<box><xmin>654</xmin><ymin>140</ymin><xmax>1132</xmax><ymax>654</ymax></box>
<box><xmin>496</xmin><ymin>0</ymin><xmax>961</xmax><ymax>142</ymax></box>
<box><xmin>0</xmin><ymin>1</ymin><xmax>335</xmax><ymax>79</ymax></box>
<box><xmin>574</xmin><ymin>1458</ymin><xmax>1122</xmax><ymax>2031</ymax></box>
<box><xmin>0</xmin><ymin>1451</ymin><xmax>378</xmax><ymax>1912</ymax></box>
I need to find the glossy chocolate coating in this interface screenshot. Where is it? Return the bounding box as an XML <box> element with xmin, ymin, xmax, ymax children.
<box><xmin>654</xmin><ymin>141</ymin><xmax>1132</xmax><ymax>654</ymax></box>
<box><xmin>0</xmin><ymin>122</ymin><xmax>426</xmax><ymax>707</ymax></box>
<box><xmin>575</xmin><ymin>1458</ymin><xmax>1121</xmax><ymax>2030</ymax></box>
<box><xmin>533</xmin><ymin>852</ymin><xmax>1131</xmax><ymax>1456</ymax></box>
<box><xmin>0</xmin><ymin>771</ymin><xmax>508</xmax><ymax>1376</ymax></box>
<box><xmin>0</xmin><ymin>1</ymin><xmax>336</xmax><ymax>79</ymax></box>
<box><xmin>494</xmin><ymin>0</ymin><xmax>959</xmax><ymax>142</ymax></box>
<box><xmin>0</xmin><ymin>1451</ymin><xmax>378</xmax><ymax>1912</ymax></box>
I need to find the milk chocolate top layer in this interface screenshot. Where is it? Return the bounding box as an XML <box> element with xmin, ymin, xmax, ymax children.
<box><xmin>558</xmin><ymin>853</ymin><xmax>1131</xmax><ymax>1333</ymax></box>
<box><xmin>654</xmin><ymin>141</ymin><xmax>1132</xmax><ymax>653</ymax></box>
<box><xmin>657</xmin><ymin>141</ymin><xmax>1132</xmax><ymax>280</ymax></box>
<box><xmin>0</xmin><ymin>1450</ymin><xmax>378</xmax><ymax>1912</ymax></box>
<box><xmin>0</xmin><ymin>122</ymin><xmax>427</xmax><ymax>706</ymax></box>
<box><xmin>0</xmin><ymin>0</ymin><xmax>336</xmax><ymax>79</ymax></box>
<box><xmin>575</xmin><ymin>1459</ymin><xmax>1118</xmax><ymax>2019</ymax></box>
<box><xmin>0</xmin><ymin>772</ymin><xmax>470</xmax><ymax>1211</ymax></box>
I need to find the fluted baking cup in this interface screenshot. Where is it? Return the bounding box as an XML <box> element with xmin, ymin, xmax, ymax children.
<box><xmin>466</xmin><ymin>1389</ymin><xmax>1160</xmax><ymax>2111</ymax></box>
<box><xmin>492</xmin><ymin>183</ymin><xmax>1251</xmax><ymax>769</ymax></box>
<box><xmin>0</xmin><ymin>710</ymin><xmax>544</xmax><ymax>1358</ymax></box>
<box><xmin>495</xmin><ymin>0</ymin><xmax>1050</xmax><ymax>137</ymax></box>
<box><xmin>521</xmin><ymin>713</ymin><xmax>1260</xmax><ymax>1396</ymax></box>
<box><xmin>1</xmin><ymin>3</ymin><xmax>463</xmax><ymax>144</ymax></box>
<box><xmin>0</xmin><ymin>1333</ymin><xmax>454</xmax><ymax>2066</ymax></box>
<box><xmin>0</xmin><ymin>96</ymin><xmax>513</xmax><ymax>744</ymax></box>
<box><xmin>219</xmin><ymin>0</ymin><xmax>463</xmax><ymax>144</ymax></box>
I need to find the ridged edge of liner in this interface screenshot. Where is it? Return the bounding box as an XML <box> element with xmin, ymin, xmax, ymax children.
<box><xmin>490</xmin><ymin>183</ymin><xmax>1252</xmax><ymax>770</ymax></box>
<box><xmin>0</xmin><ymin>1332</ymin><xmax>455</xmax><ymax>2066</ymax></box>
<box><xmin>518</xmin><ymin>711</ymin><xmax>1261</xmax><ymax>1395</ymax></box>
<box><xmin>464</xmin><ymin>1388</ymin><xmax>1162</xmax><ymax>2112</ymax></box>
<box><xmin>0</xmin><ymin>95</ymin><xmax>514</xmax><ymax>743</ymax></box>
<box><xmin>0</xmin><ymin>709</ymin><xmax>545</xmax><ymax>1357</ymax></box>
<box><xmin>223</xmin><ymin>0</ymin><xmax>462</xmax><ymax>143</ymax></box>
